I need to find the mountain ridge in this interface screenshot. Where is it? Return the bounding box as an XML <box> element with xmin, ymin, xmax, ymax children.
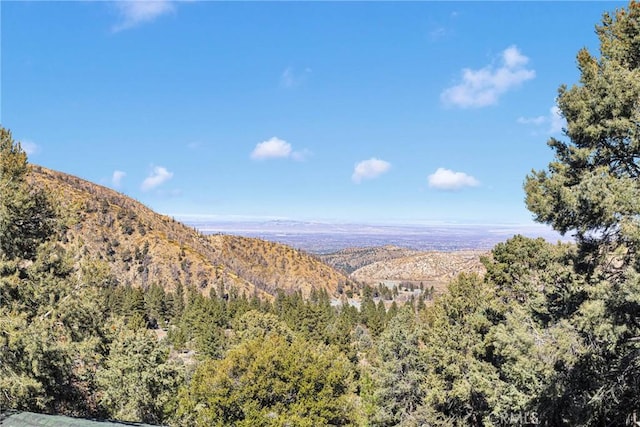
<box><xmin>29</xmin><ymin>165</ymin><xmax>353</xmax><ymax>299</ymax></box>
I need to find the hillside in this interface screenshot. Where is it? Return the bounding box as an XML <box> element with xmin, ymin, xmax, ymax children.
<box><xmin>321</xmin><ymin>246</ymin><xmax>486</xmax><ymax>296</ymax></box>
<box><xmin>319</xmin><ymin>245</ymin><xmax>422</xmax><ymax>274</ymax></box>
<box><xmin>350</xmin><ymin>250</ymin><xmax>486</xmax><ymax>292</ymax></box>
<box><xmin>29</xmin><ymin>166</ymin><xmax>351</xmax><ymax>299</ymax></box>
<box><xmin>209</xmin><ymin>234</ymin><xmax>351</xmax><ymax>296</ymax></box>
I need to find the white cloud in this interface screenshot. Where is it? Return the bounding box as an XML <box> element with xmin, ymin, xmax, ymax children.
<box><xmin>352</xmin><ymin>158</ymin><xmax>391</xmax><ymax>183</ymax></box>
<box><xmin>280</xmin><ymin>67</ymin><xmax>311</xmax><ymax>88</ymax></box>
<box><xmin>112</xmin><ymin>1</ymin><xmax>176</xmax><ymax>32</ymax></box>
<box><xmin>251</xmin><ymin>137</ymin><xmax>292</xmax><ymax>160</ymax></box>
<box><xmin>141</xmin><ymin>166</ymin><xmax>173</xmax><ymax>191</ymax></box>
<box><xmin>503</xmin><ymin>46</ymin><xmax>529</xmax><ymax>68</ymax></box>
<box><xmin>112</xmin><ymin>170</ymin><xmax>126</xmax><ymax>188</ymax></box>
<box><xmin>250</xmin><ymin>137</ymin><xmax>310</xmax><ymax>161</ymax></box>
<box><xmin>549</xmin><ymin>105</ymin><xmax>565</xmax><ymax>134</ymax></box>
<box><xmin>441</xmin><ymin>45</ymin><xmax>535</xmax><ymax>108</ymax></box>
<box><xmin>20</xmin><ymin>140</ymin><xmax>39</xmax><ymax>156</ymax></box>
<box><xmin>428</xmin><ymin>168</ymin><xmax>479</xmax><ymax>190</ymax></box>
<box><xmin>517</xmin><ymin>105</ymin><xmax>565</xmax><ymax>134</ymax></box>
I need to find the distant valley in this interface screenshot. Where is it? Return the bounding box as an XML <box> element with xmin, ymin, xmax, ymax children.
<box><xmin>177</xmin><ymin>219</ymin><xmax>566</xmax><ymax>297</ymax></box>
<box><xmin>182</xmin><ymin>218</ymin><xmax>571</xmax><ymax>253</ymax></box>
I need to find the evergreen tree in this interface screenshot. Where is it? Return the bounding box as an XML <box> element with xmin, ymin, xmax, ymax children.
<box><xmin>171</xmin><ymin>290</ymin><xmax>227</xmax><ymax>357</ymax></box>
<box><xmin>420</xmin><ymin>274</ymin><xmax>500</xmax><ymax>426</ymax></box>
<box><xmin>523</xmin><ymin>3</ymin><xmax>640</xmax><ymax>424</ymax></box>
<box><xmin>372</xmin><ymin>308</ymin><xmax>427</xmax><ymax>426</ymax></box>
<box><xmin>525</xmin><ymin>1</ymin><xmax>640</xmax><ymax>270</ymax></box>
<box><xmin>144</xmin><ymin>283</ymin><xmax>167</xmax><ymax>328</ymax></box>
<box><xmin>169</xmin><ymin>282</ymin><xmax>185</xmax><ymax>320</ymax></box>
<box><xmin>97</xmin><ymin>319</ymin><xmax>183</xmax><ymax>424</ymax></box>
<box><xmin>0</xmin><ymin>128</ymin><xmax>55</xmax><ymax>261</ymax></box>
<box><xmin>361</xmin><ymin>294</ymin><xmax>384</xmax><ymax>336</ymax></box>
<box><xmin>0</xmin><ymin>127</ymin><xmax>108</xmax><ymax>414</ymax></box>
<box><xmin>177</xmin><ymin>332</ymin><xmax>355</xmax><ymax>426</ymax></box>
<box><xmin>232</xmin><ymin>309</ymin><xmax>294</xmax><ymax>344</ymax></box>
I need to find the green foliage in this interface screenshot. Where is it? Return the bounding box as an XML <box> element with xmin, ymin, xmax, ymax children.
<box><xmin>525</xmin><ymin>1</ymin><xmax>640</xmax><ymax>266</ymax></box>
<box><xmin>420</xmin><ymin>274</ymin><xmax>501</xmax><ymax>426</ymax></box>
<box><xmin>485</xmin><ymin>235</ymin><xmax>584</xmax><ymax>324</ymax></box>
<box><xmin>169</xmin><ymin>287</ymin><xmax>228</xmax><ymax>358</ymax></box>
<box><xmin>232</xmin><ymin>309</ymin><xmax>294</xmax><ymax>343</ymax></box>
<box><xmin>412</xmin><ymin>236</ymin><xmax>601</xmax><ymax>426</ymax></box>
<box><xmin>0</xmin><ymin>241</ymin><xmax>108</xmax><ymax>415</ymax></box>
<box><xmin>360</xmin><ymin>294</ymin><xmax>385</xmax><ymax>336</ymax></box>
<box><xmin>0</xmin><ymin>127</ymin><xmax>27</xmax><ymax>182</ymax></box>
<box><xmin>96</xmin><ymin>319</ymin><xmax>183</xmax><ymax>424</ymax></box>
<box><xmin>168</xmin><ymin>282</ymin><xmax>185</xmax><ymax>319</ymax></box>
<box><xmin>0</xmin><ymin>130</ymin><xmax>110</xmax><ymax>415</ymax></box>
<box><xmin>0</xmin><ymin>128</ymin><xmax>55</xmax><ymax>261</ymax></box>
<box><xmin>371</xmin><ymin>308</ymin><xmax>427</xmax><ymax>426</ymax></box>
<box><xmin>522</xmin><ymin>3</ymin><xmax>640</xmax><ymax>424</ymax></box>
<box><xmin>325</xmin><ymin>305</ymin><xmax>360</xmax><ymax>363</ymax></box>
<box><xmin>177</xmin><ymin>332</ymin><xmax>355</xmax><ymax>426</ymax></box>
<box><xmin>144</xmin><ymin>283</ymin><xmax>168</xmax><ymax>328</ymax></box>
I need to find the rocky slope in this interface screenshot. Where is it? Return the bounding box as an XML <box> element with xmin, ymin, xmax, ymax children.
<box><xmin>350</xmin><ymin>250</ymin><xmax>486</xmax><ymax>291</ymax></box>
<box><xmin>30</xmin><ymin>166</ymin><xmax>351</xmax><ymax>299</ymax></box>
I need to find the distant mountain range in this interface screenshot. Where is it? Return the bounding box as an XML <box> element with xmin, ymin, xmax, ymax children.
<box><xmin>181</xmin><ymin>218</ymin><xmax>571</xmax><ymax>253</ymax></box>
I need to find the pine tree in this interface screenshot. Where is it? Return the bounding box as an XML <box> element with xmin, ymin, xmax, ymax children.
<box><xmin>523</xmin><ymin>3</ymin><xmax>640</xmax><ymax>423</ymax></box>
<box><xmin>97</xmin><ymin>319</ymin><xmax>183</xmax><ymax>424</ymax></box>
<box><xmin>0</xmin><ymin>127</ymin><xmax>108</xmax><ymax>414</ymax></box>
<box><xmin>372</xmin><ymin>308</ymin><xmax>427</xmax><ymax>426</ymax></box>
<box><xmin>177</xmin><ymin>332</ymin><xmax>355</xmax><ymax>426</ymax></box>
<box><xmin>420</xmin><ymin>274</ymin><xmax>500</xmax><ymax>426</ymax></box>
<box><xmin>0</xmin><ymin>128</ymin><xmax>55</xmax><ymax>261</ymax></box>
<box><xmin>525</xmin><ymin>1</ymin><xmax>640</xmax><ymax>271</ymax></box>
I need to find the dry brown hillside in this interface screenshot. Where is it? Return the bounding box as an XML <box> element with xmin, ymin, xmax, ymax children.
<box><xmin>348</xmin><ymin>249</ymin><xmax>486</xmax><ymax>295</ymax></box>
<box><xmin>209</xmin><ymin>235</ymin><xmax>352</xmax><ymax>296</ymax></box>
<box><xmin>319</xmin><ymin>245</ymin><xmax>421</xmax><ymax>274</ymax></box>
<box><xmin>29</xmin><ymin>166</ymin><xmax>350</xmax><ymax>299</ymax></box>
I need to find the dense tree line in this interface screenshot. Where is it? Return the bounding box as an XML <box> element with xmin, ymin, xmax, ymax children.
<box><xmin>2</xmin><ymin>2</ymin><xmax>640</xmax><ymax>425</ymax></box>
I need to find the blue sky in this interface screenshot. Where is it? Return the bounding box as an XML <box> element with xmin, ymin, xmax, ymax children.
<box><xmin>2</xmin><ymin>1</ymin><xmax>627</xmax><ymax>225</ymax></box>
